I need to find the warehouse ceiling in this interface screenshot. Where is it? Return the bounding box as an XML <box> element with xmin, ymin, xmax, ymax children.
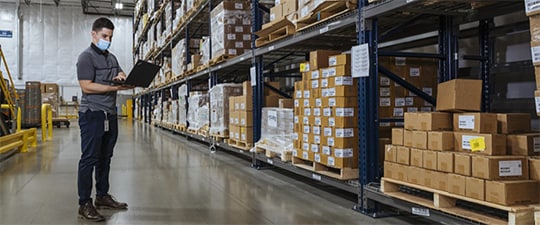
<box><xmin>0</xmin><ymin>0</ymin><xmax>134</xmax><ymax>17</ymax></box>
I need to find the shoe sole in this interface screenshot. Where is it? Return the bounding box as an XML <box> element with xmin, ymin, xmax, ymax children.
<box><xmin>95</xmin><ymin>205</ymin><xmax>128</xmax><ymax>210</ymax></box>
<box><xmin>78</xmin><ymin>215</ymin><xmax>105</xmax><ymax>222</ymax></box>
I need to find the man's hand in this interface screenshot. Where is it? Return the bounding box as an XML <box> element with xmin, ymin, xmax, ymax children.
<box><xmin>116</xmin><ymin>85</ymin><xmax>135</xmax><ymax>91</ymax></box>
<box><xmin>113</xmin><ymin>72</ymin><xmax>127</xmax><ymax>81</ymax></box>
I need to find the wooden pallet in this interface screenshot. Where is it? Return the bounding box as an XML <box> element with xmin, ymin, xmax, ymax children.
<box><xmin>255</xmin><ymin>144</ymin><xmax>292</xmax><ymax>162</ymax></box>
<box><xmin>210</xmin><ymin>130</ymin><xmax>229</xmax><ymax>139</ymax></box>
<box><xmin>297</xmin><ymin>1</ymin><xmax>351</xmax><ymax>31</ymax></box>
<box><xmin>211</xmin><ymin>135</ymin><xmax>227</xmax><ymax>143</ymax></box>
<box><xmin>196</xmin><ymin>64</ymin><xmax>208</xmax><ymax>72</ymax></box>
<box><xmin>209</xmin><ymin>54</ymin><xmax>232</xmax><ymax>66</ymax></box>
<box><xmin>198</xmin><ymin>129</ymin><xmax>209</xmax><ymax>137</ymax></box>
<box><xmin>187</xmin><ymin>128</ymin><xmax>198</xmax><ymax>134</ymax></box>
<box><xmin>381</xmin><ymin>178</ymin><xmax>535</xmax><ymax>225</ymax></box>
<box><xmin>175</xmin><ymin>124</ymin><xmax>187</xmax><ymax>132</ymax></box>
<box><xmin>255</xmin><ymin>18</ymin><xmax>296</xmax><ymax>47</ymax></box>
<box><xmin>291</xmin><ymin>157</ymin><xmax>359</xmax><ymax>180</ymax></box>
<box><xmin>227</xmin><ymin>139</ymin><xmax>253</xmax><ymax>151</ymax></box>
<box><xmin>292</xmin><ymin>157</ymin><xmax>315</xmax><ymax>171</ymax></box>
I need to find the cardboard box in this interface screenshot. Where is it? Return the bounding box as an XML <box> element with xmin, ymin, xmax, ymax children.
<box><xmin>240</xmin><ymin>126</ymin><xmax>253</xmax><ymax>143</ymax></box>
<box><xmin>239</xmin><ymin>111</ymin><xmax>253</xmax><ymax>127</ymax></box>
<box><xmin>396</xmin><ymin>146</ymin><xmax>410</xmax><ymax>165</ymax></box>
<box><xmin>437</xmin><ymin>151</ymin><xmax>454</xmax><ymax>173</ymax></box>
<box><xmin>279</xmin><ymin>99</ymin><xmax>294</xmax><ymax>108</ymax></box>
<box><xmin>392</xmin><ymin>128</ymin><xmax>404</xmax><ymax>145</ymax></box>
<box><xmin>428</xmin><ymin>131</ymin><xmax>454</xmax><ymax>151</ymax></box>
<box><xmin>265</xmin><ymin>95</ymin><xmax>280</xmax><ymax>107</ymax></box>
<box><xmin>230</xmin><ymin>125</ymin><xmax>241</xmax><ymax>141</ymax></box>
<box><xmin>507</xmin><ymin>134</ymin><xmax>540</xmax><ymax>156</ymax></box>
<box><xmin>265</xmin><ymin>81</ymin><xmax>281</xmax><ymax>96</ymax></box>
<box><xmin>321</xmin><ymin>65</ymin><xmax>351</xmax><ymax>77</ymax></box>
<box><xmin>281</xmin><ymin>0</ymin><xmax>297</xmax><ymax>16</ymax></box>
<box><xmin>485</xmin><ymin>180</ymin><xmax>539</xmax><ymax>205</ymax></box>
<box><xmin>422</xmin><ymin>170</ymin><xmax>436</xmax><ymax>188</ymax></box>
<box><xmin>453</xmin><ymin>113</ymin><xmax>498</xmax><ymax>134</ymax></box>
<box><xmin>407</xmin><ymin>167</ymin><xmax>424</xmax><ymax>185</ymax></box>
<box><xmin>447</xmin><ymin>174</ymin><xmax>466</xmax><ymax>196</ymax></box>
<box><xmin>329</xmin><ymin>54</ymin><xmax>351</xmax><ymax>67</ymax></box>
<box><xmin>323</xmin><ymin>97</ymin><xmax>357</xmax><ymax>107</ymax></box>
<box><xmin>44</xmin><ymin>83</ymin><xmax>59</xmax><ymax>93</ymax></box>
<box><xmin>230</xmin><ymin>111</ymin><xmax>240</xmax><ymax>125</ymax></box>
<box><xmin>322</xmin><ymin>86</ymin><xmax>358</xmax><ymax>97</ymax></box>
<box><xmin>385</xmin><ymin>145</ymin><xmax>397</xmax><ymax>162</ymax></box>
<box><xmin>530</xmin><ymin>157</ymin><xmax>540</xmax><ymax>180</ymax></box>
<box><xmin>472</xmin><ymin>155</ymin><xmax>529</xmax><ymax>180</ymax></box>
<box><xmin>329</xmin><ymin>149</ymin><xmax>358</xmax><ymax>169</ymax></box>
<box><xmin>328</xmin><ymin>76</ymin><xmax>354</xmax><ymax>87</ymax></box>
<box><xmin>310</xmin><ymin>50</ymin><xmax>341</xmax><ymax>70</ymax></box>
<box><xmin>436</xmin><ymin>79</ymin><xmax>482</xmax><ymax>112</ymax></box>
<box><xmin>412</xmin><ymin>131</ymin><xmax>428</xmax><ymax>149</ymax></box>
<box><xmin>454</xmin><ymin>132</ymin><xmax>507</xmax><ymax>155</ymax></box>
<box><xmin>497</xmin><ymin>113</ymin><xmax>531</xmax><ymax>134</ymax></box>
<box><xmin>405</xmin><ymin>112</ymin><xmax>452</xmax><ymax>131</ymax></box>
<box><xmin>270</xmin><ymin>4</ymin><xmax>283</xmax><ymax>21</ymax></box>
<box><xmin>384</xmin><ymin>162</ymin><xmax>408</xmax><ymax>181</ymax></box>
<box><xmin>242</xmin><ymin>81</ymin><xmax>252</xmax><ymax>96</ymax></box>
<box><xmin>434</xmin><ymin>171</ymin><xmax>449</xmax><ymax>191</ymax></box>
<box><xmin>410</xmin><ymin>148</ymin><xmax>423</xmax><ymax>168</ymax></box>
<box><xmin>238</xmin><ymin>95</ymin><xmax>253</xmax><ymax>111</ymax></box>
<box><xmin>423</xmin><ymin>150</ymin><xmax>438</xmax><ymax>170</ymax></box>
<box><xmin>403</xmin><ymin>130</ymin><xmax>413</xmax><ymax>147</ymax></box>
<box><xmin>466</xmin><ymin>177</ymin><xmax>485</xmax><ymax>201</ymax></box>
<box><xmin>454</xmin><ymin>153</ymin><xmax>472</xmax><ymax>176</ymax></box>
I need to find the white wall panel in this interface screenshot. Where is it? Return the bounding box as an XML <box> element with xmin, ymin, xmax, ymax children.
<box><xmin>0</xmin><ymin>4</ymin><xmax>19</xmax><ymax>81</ymax></box>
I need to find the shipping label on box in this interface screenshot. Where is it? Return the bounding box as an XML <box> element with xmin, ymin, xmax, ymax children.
<box><xmin>323</xmin><ymin>108</ymin><xmax>332</xmax><ymax>117</ymax></box>
<box><xmin>498</xmin><ymin>160</ymin><xmax>523</xmax><ymax>177</ymax></box>
<box><xmin>335</xmin><ymin>108</ymin><xmax>354</xmax><ymax>117</ymax></box>
<box><xmin>330</xmin><ymin>76</ymin><xmax>354</xmax><ymax>87</ymax></box>
<box><xmin>380</xmin><ymin>98</ymin><xmax>391</xmax><ymax>107</ymax></box>
<box><xmin>304</xmin><ymin>90</ymin><xmax>311</xmax><ymax>98</ymax></box>
<box><xmin>321</xmin><ymin>78</ymin><xmax>328</xmax><ymax>88</ymax></box>
<box><xmin>380</xmin><ymin>77</ymin><xmax>391</xmax><ymax>86</ymax></box>
<box><xmin>310</xmin><ymin>70</ymin><xmax>320</xmax><ymax>79</ymax></box>
<box><xmin>335</xmin><ymin>128</ymin><xmax>354</xmax><ymax>138</ymax></box>
<box><xmin>302</xmin><ymin>150</ymin><xmax>309</xmax><ymax>159</ymax></box>
<box><xmin>312</xmin><ymin>126</ymin><xmax>321</xmax><ymax>135</ymax></box>
<box><xmin>334</xmin><ymin>148</ymin><xmax>354</xmax><ymax>158</ymax></box>
<box><xmin>393</xmin><ymin>108</ymin><xmax>404</xmax><ymax>117</ymax></box>
<box><xmin>455</xmin><ymin>132</ymin><xmax>507</xmax><ymax>155</ymax></box>
<box><xmin>304</xmin><ymin>108</ymin><xmax>311</xmax><ymax>116</ymax></box>
<box><xmin>294</xmin><ymin>99</ymin><xmax>300</xmax><ymax>107</ymax></box>
<box><xmin>314</xmin><ymin>135</ymin><xmax>321</xmax><ymax>144</ymax></box>
<box><xmin>405</xmin><ymin>97</ymin><xmax>414</xmax><ymax>106</ymax></box>
<box><xmin>302</xmin><ymin>116</ymin><xmax>309</xmax><ymax>125</ymax></box>
<box><xmin>296</xmin><ymin>90</ymin><xmax>303</xmax><ymax>99</ymax></box>
<box><xmin>311</xmin><ymin>80</ymin><xmax>319</xmax><ymax>89</ymax></box>
<box><xmin>324</xmin><ymin>127</ymin><xmax>332</xmax><ymax>137</ymax></box>
<box><xmin>313</xmin><ymin>108</ymin><xmax>321</xmax><ymax>117</ymax></box>
<box><xmin>380</xmin><ymin>87</ymin><xmax>391</xmax><ymax>97</ymax></box>
<box><xmin>302</xmin><ymin>134</ymin><xmax>309</xmax><ymax>143</ymax></box>
<box><xmin>385</xmin><ymin>145</ymin><xmax>397</xmax><ymax>162</ymax></box>
<box><xmin>303</xmin><ymin>125</ymin><xmax>311</xmax><ymax>134</ymax></box>
<box><xmin>395</xmin><ymin>98</ymin><xmax>406</xmax><ymax>107</ymax></box>
<box><xmin>302</xmin><ymin>142</ymin><xmax>310</xmax><ymax>151</ymax></box>
<box><xmin>303</xmin><ymin>99</ymin><xmax>310</xmax><ymax>107</ymax></box>
<box><xmin>311</xmin><ymin>144</ymin><xmax>319</xmax><ymax>153</ymax></box>
<box><xmin>526</xmin><ymin>0</ymin><xmax>540</xmax><ymax>16</ymax></box>
<box><xmin>322</xmin><ymin>146</ymin><xmax>331</xmax><ymax>155</ymax></box>
<box><xmin>314</xmin><ymin>153</ymin><xmax>321</xmax><ymax>163</ymax></box>
<box><xmin>314</xmin><ymin>116</ymin><xmax>322</xmax><ymax>126</ymax></box>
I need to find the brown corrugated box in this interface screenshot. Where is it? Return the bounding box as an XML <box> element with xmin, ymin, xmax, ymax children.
<box><xmin>384</xmin><ymin>162</ymin><xmax>408</xmax><ymax>182</ymax></box>
<box><xmin>385</xmin><ymin>145</ymin><xmax>397</xmax><ymax>162</ymax></box>
<box><xmin>328</xmin><ymin>54</ymin><xmax>351</xmax><ymax>67</ymax></box>
<box><xmin>507</xmin><ymin>133</ymin><xmax>540</xmax><ymax>156</ymax></box>
<box><xmin>423</xmin><ymin>150</ymin><xmax>437</xmax><ymax>170</ymax></box>
<box><xmin>396</xmin><ymin>146</ymin><xmax>410</xmax><ymax>165</ymax></box>
<box><xmin>412</xmin><ymin>131</ymin><xmax>427</xmax><ymax>149</ymax></box>
<box><xmin>407</xmin><ymin>166</ymin><xmax>424</xmax><ymax>185</ymax></box>
<box><xmin>454</xmin><ymin>153</ymin><xmax>472</xmax><ymax>176</ymax></box>
<box><xmin>436</xmin><ymin>79</ymin><xmax>482</xmax><ymax>112</ymax></box>
<box><xmin>485</xmin><ymin>180</ymin><xmax>539</xmax><ymax>205</ymax></box>
<box><xmin>497</xmin><ymin>113</ymin><xmax>531</xmax><ymax>134</ymax></box>
<box><xmin>472</xmin><ymin>155</ymin><xmax>529</xmax><ymax>180</ymax></box>
<box><xmin>454</xmin><ymin>132</ymin><xmax>507</xmax><ymax>155</ymax></box>
<box><xmin>530</xmin><ymin>157</ymin><xmax>540</xmax><ymax>180</ymax></box>
<box><xmin>309</xmin><ymin>50</ymin><xmax>341</xmax><ymax>70</ymax></box>
<box><xmin>279</xmin><ymin>99</ymin><xmax>294</xmax><ymax>108</ymax></box>
<box><xmin>270</xmin><ymin>4</ymin><xmax>283</xmax><ymax>21</ymax></box>
<box><xmin>428</xmin><ymin>131</ymin><xmax>454</xmax><ymax>151</ymax></box>
<box><xmin>466</xmin><ymin>177</ymin><xmax>485</xmax><ymax>201</ymax></box>
<box><xmin>403</xmin><ymin>130</ymin><xmax>413</xmax><ymax>147</ymax></box>
<box><xmin>392</xmin><ymin>128</ymin><xmax>404</xmax><ymax>145</ymax></box>
<box><xmin>322</xmin><ymin>96</ymin><xmax>357</xmax><ymax>107</ymax></box>
<box><xmin>437</xmin><ymin>151</ymin><xmax>454</xmax><ymax>173</ymax></box>
<box><xmin>405</xmin><ymin>112</ymin><xmax>452</xmax><ymax>131</ymax></box>
<box><xmin>239</xmin><ymin>111</ymin><xmax>253</xmax><ymax>127</ymax></box>
<box><xmin>410</xmin><ymin>148</ymin><xmax>423</xmax><ymax>168</ymax></box>
<box><xmin>447</xmin><ymin>174</ymin><xmax>466</xmax><ymax>196</ymax></box>
<box><xmin>453</xmin><ymin>113</ymin><xmax>498</xmax><ymax>134</ymax></box>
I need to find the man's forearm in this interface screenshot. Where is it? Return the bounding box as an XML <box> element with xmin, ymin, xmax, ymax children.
<box><xmin>80</xmin><ymin>81</ymin><xmax>117</xmax><ymax>94</ymax></box>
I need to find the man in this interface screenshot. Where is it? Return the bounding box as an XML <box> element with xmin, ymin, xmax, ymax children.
<box><xmin>76</xmin><ymin>17</ymin><xmax>132</xmax><ymax>222</ymax></box>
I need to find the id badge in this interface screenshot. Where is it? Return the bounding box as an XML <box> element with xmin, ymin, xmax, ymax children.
<box><xmin>104</xmin><ymin>119</ymin><xmax>109</xmax><ymax>132</ymax></box>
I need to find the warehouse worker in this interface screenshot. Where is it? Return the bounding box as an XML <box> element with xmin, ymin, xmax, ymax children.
<box><xmin>76</xmin><ymin>17</ymin><xmax>132</xmax><ymax>222</ymax></box>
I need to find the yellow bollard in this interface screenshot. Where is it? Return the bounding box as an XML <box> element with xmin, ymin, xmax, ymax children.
<box><xmin>126</xmin><ymin>99</ymin><xmax>133</xmax><ymax>120</ymax></box>
<box><xmin>16</xmin><ymin>107</ymin><xmax>21</xmax><ymax>132</ymax></box>
<box><xmin>41</xmin><ymin>104</ymin><xmax>53</xmax><ymax>142</ymax></box>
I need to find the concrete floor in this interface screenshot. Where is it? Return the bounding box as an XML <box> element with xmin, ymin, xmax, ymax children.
<box><xmin>0</xmin><ymin>120</ymin><xmax>424</xmax><ymax>225</ymax></box>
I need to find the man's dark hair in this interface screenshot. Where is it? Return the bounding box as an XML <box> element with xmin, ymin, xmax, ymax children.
<box><xmin>92</xmin><ymin>17</ymin><xmax>114</xmax><ymax>31</ymax></box>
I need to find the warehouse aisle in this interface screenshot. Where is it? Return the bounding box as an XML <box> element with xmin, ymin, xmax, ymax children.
<box><xmin>0</xmin><ymin>120</ymin><xmax>420</xmax><ymax>225</ymax></box>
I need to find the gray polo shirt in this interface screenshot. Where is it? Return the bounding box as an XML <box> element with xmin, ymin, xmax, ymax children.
<box><xmin>77</xmin><ymin>43</ymin><xmax>123</xmax><ymax>115</ymax></box>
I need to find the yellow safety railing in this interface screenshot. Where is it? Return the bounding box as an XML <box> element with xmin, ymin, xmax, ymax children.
<box><xmin>41</xmin><ymin>104</ymin><xmax>53</xmax><ymax>142</ymax></box>
<box><xmin>0</xmin><ymin>128</ymin><xmax>37</xmax><ymax>153</ymax></box>
<box><xmin>0</xmin><ymin>105</ymin><xmax>21</xmax><ymax>132</ymax></box>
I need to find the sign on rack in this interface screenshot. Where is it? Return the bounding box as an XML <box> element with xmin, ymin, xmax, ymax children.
<box><xmin>351</xmin><ymin>44</ymin><xmax>370</xmax><ymax>78</ymax></box>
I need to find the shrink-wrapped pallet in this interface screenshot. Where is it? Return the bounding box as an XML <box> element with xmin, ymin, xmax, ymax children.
<box><xmin>210</xmin><ymin>0</ymin><xmax>252</xmax><ymax>59</ymax></box>
<box><xmin>178</xmin><ymin>85</ymin><xmax>188</xmax><ymax>126</ymax></box>
<box><xmin>209</xmin><ymin>83</ymin><xmax>243</xmax><ymax>136</ymax></box>
<box><xmin>187</xmin><ymin>92</ymin><xmax>209</xmax><ymax>130</ymax></box>
<box><xmin>257</xmin><ymin>107</ymin><xmax>295</xmax><ymax>155</ymax></box>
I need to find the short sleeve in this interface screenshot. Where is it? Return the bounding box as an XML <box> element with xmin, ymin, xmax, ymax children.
<box><xmin>77</xmin><ymin>52</ymin><xmax>95</xmax><ymax>81</ymax></box>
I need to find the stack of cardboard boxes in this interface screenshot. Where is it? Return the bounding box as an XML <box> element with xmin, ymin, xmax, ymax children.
<box><xmin>210</xmin><ymin>0</ymin><xmax>252</xmax><ymax>60</ymax></box>
<box><xmin>528</xmin><ymin>5</ymin><xmax>540</xmax><ymax>116</ymax></box>
<box><xmin>269</xmin><ymin>0</ymin><xmax>297</xmax><ymax>23</ymax></box>
<box><xmin>385</xmin><ymin>79</ymin><xmax>540</xmax><ymax>206</ymax></box>
<box><xmin>292</xmin><ymin>50</ymin><xmax>359</xmax><ymax>169</ymax></box>
<box><xmin>41</xmin><ymin>83</ymin><xmax>59</xmax><ymax>117</ymax></box>
<box><xmin>229</xmin><ymin>82</ymin><xmax>254</xmax><ymax>147</ymax></box>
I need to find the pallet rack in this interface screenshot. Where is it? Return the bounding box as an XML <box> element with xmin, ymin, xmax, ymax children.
<box><xmin>133</xmin><ymin>0</ymin><xmax>529</xmax><ymax>223</ymax></box>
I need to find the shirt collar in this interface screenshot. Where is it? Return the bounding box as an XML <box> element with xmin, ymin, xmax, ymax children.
<box><xmin>90</xmin><ymin>43</ymin><xmax>109</xmax><ymax>55</ymax></box>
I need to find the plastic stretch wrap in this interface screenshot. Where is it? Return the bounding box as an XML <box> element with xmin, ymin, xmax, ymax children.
<box><xmin>178</xmin><ymin>97</ymin><xmax>187</xmax><ymax>126</ymax></box>
<box><xmin>153</xmin><ymin>97</ymin><xmax>162</xmax><ymax>122</ymax></box>
<box><xmin>200</xmin><ymin>37</ymin><xmax>210</xmax><ymax>65</ymax></box>
<box><xmin>210</xmin><ymin>1</ymin><xmax>251</xmax><ymax>58</ymax></box>
<box><xmin>258</xmin><ymin>108</ymin><xmax>295</xmax><ymax>154</ymax></box>
<box><xmin>169</xmin><ymin>100</ymin><xmax>179</xmax><ymax>124</ymax></box>
<box><xmin>162</xmin><ymin>100</ymin><xmax>170</xmax><ymax>123</ymax></box>
<box><xmin>209</xmin><ymin>83</ymin><xmax>242</xmax><ymax>136</ymax></box>
<box><xmin>172</xmin><ymin>39</ymin><xmax>186</xmax><ymax>76</ymax></box>
<box><xmin>187</xmin><ymin>93</ymin><xmax>209</xmax><ymax>130</ymax></box>
<box><xmin>42</xmin><ymin>92</ymin><xmax>59</xmax><ymax>117</ymax></box>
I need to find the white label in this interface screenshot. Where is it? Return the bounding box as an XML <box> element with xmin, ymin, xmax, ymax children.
<box><xmin>294</xmin><ymin>100</ymin><xmax>300</xmax><ymax>107</ymax></box>
<box><xmin>303</xmin><ymin>117</ymin><xmax>309</xmax><ymax>125</ymax></box>
<box><xmin>250</xmin><ymin>67</ymin><xmax>257</xmax><ymax>87</ymax></box>
<box><xmin>322</xmin><ymin>146</ymin><xmax>331</xmax><ymax>155</ymax></box>
<box><xmin>458</xmin><ymin>115</ymin><xmax>475</xmax><ymax>130</ymax></box>
<box><xmin>380</xmin><ymin>98</ymin><xmax>391</xmax><ymax>107</ymax></box>
<box><xmin>304</xmin><ymin>108</ymin><xmax>311</xmax><ymax>116</ymax></box>
<box><xmin>314</xmin><ymin>154</ymin><xmax>321</xmax><ymax>162</ymax></box>
<box><xmin>234</xmin><ymin>3</ymin><xmax>243</xmax><ymax>9</ymax></box>
<box><xmin>315</xmin><ymin>99</ymin><xmax>322</xmax><ymax>107</ymax></box>
<box><xmin>423</xmin><ymin>87</ymin><xmax>433</xmax><ymax>96</ymax></box>
<box><xmin>352</xmin><ymin>44</ymin><xmax>370</xmax><ymax>78</ymax></box>
<box><xmin>329</xmin><ymin>56</ymin><xmax>338</xmax><ymax>66</ymax></box>
<box><xmin>294</xmin><ymin>116</ymin><xmax>299</xmax><ymax>124</ymax></box>
<box><xmin>395</xmin><ymin>122</ymin><xmax>405</xmax><ymax>127</ymax></box>
<box><xmin>335</xmin><ymin>77</ymin><xmax>353</xmax><ymax>86</ymax></box>
<box><xmin>267</xmin><ymin>158</ymin><xmax>274</xmax><ymax>165</ymax></box>
<box><xmin>532</xmin><ymin>46</ymin><xmax>540</xmax><ymax>64</ymax></box>
<box><xmin>395</xmin><ymin>98</ymin><xmax>406</xmax><ymax>107</ymax></box>
<box><xmin>412</xmin><ymin>208</ymin><xmax>430</xmax><ymax>217</ymax></box>
<box><xmin>314</xmin><ymin>135</ymin><xmax>321</xmax><ymax>144</ymax></box>
<box><xmin>304</xmin><ymin>99</ymin><xmax>310</xmax><ymax>107</ymax></box>
<box><xmin>311</xmin><ymin>144</ymin><xmax>319</xmax><ymax>153</ymax></box>
<box><xmin>534</xmin><ymin>137</ymin><xmax>540</xmax><ymax>153</ymax></box>
<box><xmin>270</xmin><ymin>14</ymin><xmax>276</xmax><ymax>21</ymax></box>
<box><xmin>327</xmin><ymin>67</ymin><xmax>337</xmax><ymax>77</ymax></box>
<box><xmin>410</xmin><ymin>67</ymin><xmax>420</xmax><ymax>77</ymax></box>
<box><xmin>243</xmin><ymin>34</ymin><xmax>251</xmax><ymax>41</ymax></box>
<box><xmin>312</xmin><ymin>173</ymin><xmax>322</xmax><ymax>181</ymax></box>
<box><xmin>380</xmin><ymin>77</ymin><xmax>391</xmax><ymax>86</ymax></box>
<box><xmin>311</xmin><ymin>70</ymin><xmax>320</xmax><ymax>79</ymax></box>
<box><xmin>380</xmin><ymin>122</ymin><xmax>391</xmax><ymax>127</ymax></box>
<box><xmin>336</xmin><ymin>128</ymin><xmax>354</xmax><ymax>138</ymax></box>
<box><xmin>300</xmin><ymin>6</ymin><xmax>310</xmax><ymax>18</ymax></box>
<box><xmin>314</xmin><ymin>117</ymin><xmax>322</xmax><ymax>126</ymax></box>
<box><xmin>304</xmin><ymin>90</ymin><xmax>311</xmax><ymax>98</ymax></box>
<box><xmin>313</xmin><ymin>126</ymin><xmax>321</xmax><ymax>135</ymax></box>
<box><xmin>312</xmin><ymin>80</ymin><xmax>319</xmax><ymax>89</ymax></box>
<box><xmin>227</xmin><ymin>34</ymin><xmax>236</xmax><ymax>40</ymax></box>
<box><xmin>235</xmin><ymin>42</ymin><xmax>244</xmax><ymax>48</ymax></box>
<box><xmin>328</xmin><ymin>88</ymin><xmax>338</xmax><ymax>97</ymax></box>
<box><xmin>228</xmin><ymin>49</ymin><xmax>237</xmax><ymax>55</ymax></box>
<box><xmin>293</xmin><ymin>133</ymin><xmax>298</xmax><ymax>140</ymax></box>
<box><xmin>296</xmin><ymin>91</ymin><xmax>302</xmax><ymax>98</ymax></box>
<box><xmin>322</xmin><ymin>68</ymin><xmax>331</xmax><ymax>78</ymax></box>
<box><xmin>327</xmin><ymin>157</ymin><xmax>335</xmax><ymax>166</ymax></box>
<box><xmin>321</xmin><ymin>89</ymin><xmax>329</xmax><ymax>97</ymax></box>
<box><xmin>329</xmin><ymin>117</ymin><xmax>335</xmax><ymax>127</ymax></box>
<box><xmin>303</xmin><ymin>134</ymin><xmax>309</xmax><ymax>142</ymax></box>
<box><xmin>241</xmin><ymin>118</ymin><xmax>246</xmax><ymax>126</ymax></box>
<box><xmin>536</xmin><ymin>97</ymin><xmax>540</xmax><ymax>113</ymax></box>
<box><xmin>499</xmin><ymin>160</ymin><xmax>523</xmax><ymax>177</ymax></box>
<box><xmin>380</xmin><ymin>88</ymin><xmax>391</xmax><ymax>97</ymax></box>
<box><xmin>421</xmin><ymin>107</ymin><xmax>432</xmax><ymax>112</ymax></box>
<box><xmin>329</xmin><ymin>98</ymin><xmax>337</xmax><ymax>107</ymax></box>
<box><xmin>323</xmin><ymin>108</ymin><xmax>332</xmax><ymax>117</ymax></box>
<box><xmin>395</xmin><ymin>57</ymin><xmax>407</xmax><ymax>66</ymax></box>
<box><xmin>319</xmin><ymin>26</ymin><xmax>329</xmax><ymax>34</ymax></box>
<box><xmin>303</xmin><ymin>125</ymin><xmax>310</xmax><ymax>134</ymax></box>
<box><xmin>335</xmin><ymin>148</ymin><xmax>354</xmax><ymax>158</ymax></box>
<box><xmin>292</xmin><ymin>149</ymin><xmax>298</xmax><ymax>157</ymax></box>
<box><xmin>393</xmin><ymin>108</ymin><xmax>404</xmax><ymax>117</ymax></box>
<box><xmin>321</xmin><ymin>79</ymin><xmax>329</xmax><ymax>88</ymax></box>
<box><xmin>235</xmin><ymin>26</ymin><xmax>243</xmax><ymax>33</ymax></box>
<box><xmin>268</xmin><ymin>110</ymin><xmax>278</xmax><ymax>127</ymax></box>
<box><xmin>405</xmin><ymin>97</ymin><xmax>414</xmax><ymax>106</ymax></box>
<box><xmin>328</xmin><ymin>137</ymin><xmax>335</xmax><ymax>147</ymax></box>
<box><xmin>407</xmin><ymin>107</ymin><xmax>418</xmax><ymax>113</ymax></box>
<box><xmin>235</xmin><ymin>118</ymin><xmax>240</xmax><ymax>125</ymax></box>
<box><xmin>313</xmin><ymin>108</ymin><xmax>321</xmax><ymax>116</ymax></box>
<box><xmin>525</xmin><ymin>0</ymin><xmax>540</xmax><ymax>15</ymax></box>
<box><xmin>324</xmin><ymin>128</ymin><xmax>332</xmax><ymax>137</ymax></box>
<box><xmin>303</xmin><ymin>151</ymin><xmax>309</xmax><ymax>159</ymax></box>
<box><xmin>461</xmin><ymin>135</ymin><xmax>481</xmax><ymax>150</ymax></box>
<box><xmin>303</xmin><ymin>143</ymin><xmax>310</xmax><ymax>151</ymax></box>
<box><xmin>336</xmin><ymin>108</ymin><xmax>354</xmax><ymax>117</ymax></box>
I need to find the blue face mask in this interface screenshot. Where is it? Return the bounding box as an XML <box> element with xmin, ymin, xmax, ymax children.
<box><xmin>96</xmin><ymin>38</ymin><xmax>111</xmax><ymax>51</ymax></box>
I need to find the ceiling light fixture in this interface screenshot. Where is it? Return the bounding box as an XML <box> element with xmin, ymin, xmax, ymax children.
<box><xmin>115</xmin><ymin>2</ymin><xmax>123</xmax><ymax>9</ymax></box>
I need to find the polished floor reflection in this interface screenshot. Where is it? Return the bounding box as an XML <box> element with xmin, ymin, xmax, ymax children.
<box><xmin>0</xmin><ymin>120</ymin><xmax>421</xmax><ymax>225</ymax></box>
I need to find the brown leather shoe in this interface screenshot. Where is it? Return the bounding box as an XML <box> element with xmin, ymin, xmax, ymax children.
<box><xmin>78</xmin><ymin>201</ymin><xmax>105</xmax><ymax>222</ymax></box>
<box><xmin>95</xmin><ymin>194</ymin><xmax>128</xmax><ymax>210</ymax></box>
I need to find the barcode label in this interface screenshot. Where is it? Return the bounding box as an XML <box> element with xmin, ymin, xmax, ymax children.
<box><xmin>526</xmin><ymin>0</ymin><xmax>540</xmax><ymax>15</ymax></box>
<box><xmin>412</xmin><ymin>207</ymin><xmax>430</xmax><ymax>217</ymax></box>
<box><xmin>532</xmin><ymin>46</ymin><xmax>540</xmax><ymax>63</ymax></box>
